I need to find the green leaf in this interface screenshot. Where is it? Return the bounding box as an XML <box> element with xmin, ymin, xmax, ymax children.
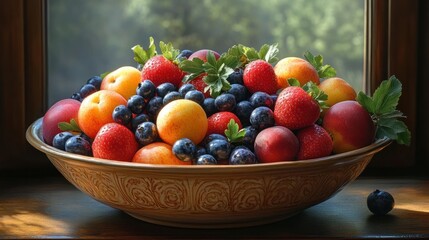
<box><xmin>58</xmin><ymin>118</ymin><xmax>81</xmax><ymax>132</ymax></box>
<box><xmin>99</xmin><ymin>71</ymin><xmax>110</xmax><ymax>79</ymax></box>
<box><xmin>304</xmin><ymin>51</ymin><xmax>336</xmax><ymax>78</ymax></box>
<box><xmin>287</xmin><ymin>78</ymin><xmax>301</xmax><ymax>87</ymax></box>
<box><xmin>303</xmin><ymin>81</ymin><xmax>329</xmax><ymax>110</ymax></box>
<box><xmin>131</xmin><ymin>37</ymin><xmax>157</xmax><ymax>65</ymax></box>
<box><xmin>225</xmin><ymin>119</ymin><xmax>246</xmax><ymax>143</ymax></box>
<box><xmin>159</xmin><ymin>41</ymin><xmax>180</xmax><ymax>61</ymax></box>
<box><xmin>357</xmin><ymin>75</ymin><xmax>411</xmax><ymax>145</ymax></box>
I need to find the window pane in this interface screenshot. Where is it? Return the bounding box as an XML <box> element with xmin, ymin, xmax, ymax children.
<box><xmin>47</xmin><ymin>0</ymin><xmax>364</xmax><ymax>106</ymax></box>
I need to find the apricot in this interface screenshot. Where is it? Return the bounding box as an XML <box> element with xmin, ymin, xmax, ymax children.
<box><xmin>78</xmin><ymin>90</ymin><xmax>127</xmax><ymax>139</ymax></box>
<box><xmin>156</xmin><ymin>99</ymin><xmax>208</xmax><ymax>145</ymax></box>
<box><xmin>132</xmin><ymin>142</ymin><xmax>192</xmax><ymax>165</ymax></box>
<box><xmin>318</xmin><ymin>77</ymin><xmax>357</xmax><ymax>107</ymax></box>
<box><xmin>274</xmin><ymin>57</ymin><xmax>320</xmax><ymax>87</ymax></box>
<box><xmin>101</xmin><ymin>66</ymin><xmax>141</xmax><ymax>100</ymax></box>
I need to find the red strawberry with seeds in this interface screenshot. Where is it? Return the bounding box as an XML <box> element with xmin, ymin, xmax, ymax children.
<box><xmin>296</xmin><ymin>124</ymin><xmax>333</xmax><ymax>160</ymax></box>
<box><xmin>274</xmin><ymin>86</ymin><xmax>321</xmax><ymax>130</ymax></box>
<box><xmin>206</xmin><ymin>112</ymin><xmax>242</xmax><ymax>137</ymax></box>
<box><xmin>243</xmin><ymin>60</ymin><xmax>279</xmax><ymax>95</ymax></box>
<box><xmin>141</xmin><ymin>55</ymin><xmax>185</xmax><ymax>88</ymax></box>
<box><xmin>92</xmin><ymin>123</ymin><xmax>138</xmax><ymax>162</ymax></box>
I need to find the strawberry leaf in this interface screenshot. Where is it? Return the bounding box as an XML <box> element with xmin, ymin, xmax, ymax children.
<box><xmin>131</xmin><ymin>36</ymin><xmax>157</xmax><ymax>65</ymax></box>
<box><xmin>357</xmin><ymin>75</ymin><xmax>411</xmax><ymax>145</ymax></box>
<box><xmin>287</xmin><ymin>78</ymin><xmax>301</xmax><ymax>87</ymax></box>
<box><xmin>58</xmin><ymin>118</ymin><xmax>81</xmax><ymax>132</ymax></box>
<box><xmin>159</xmin><ymin>41</ymin><xmax>180</xmax><ymax>61</ymax></box>
<box><xmin>304</xmin><ymin>51</ymin><xmax>336</xmax><ymax>79</ymax></box>
<box><xmin>303</xmin><ymin>81</ymin><xmax>329</xmax><ymax>110</ymax></box>
<box><xmin>225</xmin><ymin>119</ymin><xmax>246</xmax><ymax>143</ymax></box>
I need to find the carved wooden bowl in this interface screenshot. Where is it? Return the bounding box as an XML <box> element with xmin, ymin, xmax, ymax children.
<box><xmin>26</xmin><ymin>118</ymin><xmax>390</xmax><ymax>228</ymax></box>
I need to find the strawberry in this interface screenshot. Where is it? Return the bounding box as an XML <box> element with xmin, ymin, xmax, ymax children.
<box><xmin>273</xmin><ymin>86</ymin><xmax>321</xmax><ymax>130</ymax></box>
<box><xmin>243</xmin><ymin>60</ymin><xmax>279</xmax><ymax>95</ymax></box>
<box><xmin>183</xmin><ymin>73</ymin><xmax>211</xmax><ymax>98</ymax></box>
<box><xmin>206</xmin><ymin>112</ymin><xmax>242</xmax><ymax>137</ymax></box>
<box><xmin>133</xmin><ymin>37</ymin><xmax>185</xmax><ymax>88</ymax></box>
<box><xmin>92</xmin><ymin>123</ymin><xmax>138</xmax><ymax>162</ymax></box>
<box><xmin>296</xmin><ymin>124</ymin><xmax>333</xmax><ymax>160</ymax></box>
<box><xmin>141</xmin><ymin>55</ymin><xmax>185</xmax><ymax>88</ymax></box>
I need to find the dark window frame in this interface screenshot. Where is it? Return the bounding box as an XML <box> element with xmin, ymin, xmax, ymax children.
<box><xmin>1</xmin><ymin>0</ymin><xmax>427</xmax><ymax>175</ymax></box>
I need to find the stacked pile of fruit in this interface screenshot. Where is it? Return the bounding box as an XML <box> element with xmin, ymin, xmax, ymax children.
<box><xmin>42</xmin><ymin>38</ymin><xmax>410</xmax><ymax>165</ymax></box>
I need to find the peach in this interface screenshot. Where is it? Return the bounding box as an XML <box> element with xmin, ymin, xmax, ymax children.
<box><xmin>188</xmin><ymin>49</ymin><xmax>221</xmax><ymax>62</ymax></box>
<box><xmin>318</xmin><ymin>77</ymin><xmax>357</xmax><ymax>107</ymax></box>
<box><xmin>274</xmin><ymin>57</ymin><xmax>319</xmax><ymax>87</ymax></box>
<box><xmin>132</xmin><ymin>142</ymin><xmax>192</xmax><ymax>165</ymax></box>
<box><xmin>254</xmin><ymin>126</ymin><xmax>299</xmax><ymax>163</ymax></box>
<box><xmin>101</xmin><ymin>66</ymin><xmax>141</xmax><ymax>100</ymax></box>
<box><xmin>78</xmin><ymin>90</ymin><xmax>127</xmax><ymax>139</ymax></box>
<box><xmin>156</xmin><ymin>99</ymin><xmax>208</xmax><ymax>145</ymax></box>
<box><xmin>322</xmin><ymin>100</ymin><xmax>375</xmax><ymax>153</ymax></box>
<box><xmin>42</xmin><ymin>99</ymin><xmax>81</xmax><ymax>145</ymax></box>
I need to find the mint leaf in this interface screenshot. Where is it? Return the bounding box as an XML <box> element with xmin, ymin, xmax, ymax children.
<box><xmin>357</xmin><ymin>75</ymin><xmax>411</xmax><ymax>145</ymax></box>
<box><xmin>304</xmin><ymin>51</ymin><xmax>336</xmax><ymax>79</ymax></box>
<box><xmin>58</xmin><ymin>118</ymin><xmax>81</xmax><ymax>132</ymax></box>
<box><xmin>225</xmin><ymin>119</ymin><xmax>246</xmax><ymax>143</ymax></box>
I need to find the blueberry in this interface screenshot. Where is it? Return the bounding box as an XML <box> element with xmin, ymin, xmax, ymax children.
<box><xmin>196</xmin><ymin>146</ymin><xmax>207</xmax><ymax>157</ymax></box>
<box><xmin>86</xmin><ymin>76</ymin><xmax>102</xmax><ymax>90</ymax></box>
<box><xmin>229</xmin><ymin>147</ymin><xmax>257</xmax><ymax>165</ymax></box>
<box><xmin>206</xmin><ymin>139</ymin><xmax>232</xmax><ymax>161</ymax></box>
<box><xmin>196</xmin><ymin>154</ymin><xmax>218</xmax><ymax>165</ymax></box>
<box><xmin>242</xmin><ymin>126</ymin><xmax>258</xmax><ymax>150</ymax></box>
<box><xmin>214</xmin><ymin>93</ymin><xmax>236</xmax><ymax>112</ymax></box>
<box><xmin>65</xmin><ymin>135</ymin><xmax>92</xmax><ymax>156</ymax></box>
<box><xmin>227</xmin><ymin>68</ymin><xmax>244</xmax><ymax>85</ymax></box>
<box><xmin>52</xmin><ymin>131</ymin><xmax>74</xmax><ymax>150</ymax></box>
<box><xmin>112</xmin><ymin>105</ymin><xmax>132</xmax><ymax>125</ymax></box>
<box><xmin>270</xmin><ymin>94</ymin><xmax>278</xmax><ymax>107</ymax></box>
<box><xmin>71</xmin><ymin>92</ymin><xmax>82</xmax><ymax>102</ymax></box>
<box><xmin>178</xmin><ymin>83</ymin><xmax>196</xmax><ymax>97</ymax></box>
<box><xmin>137</xmin><ymin>80</ymin><xmax>156</xmax><ymax>99</ymax></box>
<box><xmin>177</xmin><ymin>49</ymin><xmax>194</xmax><ymax>60</ymax></box>
<box><xmin>249</xmin><ymin>91</ymin><xmax>274</xmax><ymax>109</ymax></box>
<box><xmin>172</xmin><ymin>138</ymin><xmax>197</xmax><ymax>162</ymax></box>
<box><xmin>202</xmin><ymin>98</ymin><xmax>217</xmax><ymax>117</ymax></box>
<box><xmin>79</xmin><ymin>84</ymin><xmax>97</xmax><ymax>99</ymax></box>
<box><xmin>163</xmin><ymin>91</ymin><xmax>182</xmax><ymax>105</ymax></box>
<box><xmin>185</xmin><ymin>90</ymin><xmax>205</xmax><ymax>106</ymax></box>
<box><xmin>135</xmin><ymin>121</ymin><xmax>158</xmax><ymax>146</ymax></box>
<box><xmin>234</xmin><ymin>100</ymin><xmax>254</xmax><ymax>127</ymax></box>
<box><xmin>146</xmin><ymin>96</ymin><xmax>164</xmax><ymax>121</ymax></box>
<box><xmin>250</xmin><ymin>106</ymin><xmax>275</xmax><ymax>130</ymax></box>
<box><xmin>156</xmin><ymin>82</ymin><xmax>177</xmax><ymax>98</ymax></box>
<box><xmin>131</xmin><ymin>113</ymin><xmax>150</xmax><ymax>131</ymax></box>
<box><xmin>127</xmin><ymin>95</ymin><xmax>146</xmax><ymax>114</ymax></box>
<box><xmin>367</xmin><ymin>189</ymin><xmax>395</xmax><ymax>215</ymax></box>
<box><xmin>203</xmin><ymin>133</ymin><xmax>227</xmax><ymax>147</ymax></box>
<box><xmin>227</xmin><ymin>84</ymin><xmax>248</xmax><ymax>102</ymax></box>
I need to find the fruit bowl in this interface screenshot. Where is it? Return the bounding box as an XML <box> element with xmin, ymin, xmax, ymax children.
<box><xmin>26</xmin><ymin>117</ymin><xmax>391</xmax><ymax>229</ymax></box>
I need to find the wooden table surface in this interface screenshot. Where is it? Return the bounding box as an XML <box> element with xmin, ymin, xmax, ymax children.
<box><xmin>1</xmin><ymin>174</ymin><xmax>428</xmax><ymax>239</ymax></box>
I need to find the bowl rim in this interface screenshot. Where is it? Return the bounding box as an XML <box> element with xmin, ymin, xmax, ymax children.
<box><xmin>26</xmin><ymin>117</ymin><xmax>391</xmax><ymax>172</ymax></box>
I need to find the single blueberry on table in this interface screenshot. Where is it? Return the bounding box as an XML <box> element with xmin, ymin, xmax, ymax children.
<box><xmin>367</xmin><ymin>189</ymin><xmax>395</xmax><ymax>215</ymax></box>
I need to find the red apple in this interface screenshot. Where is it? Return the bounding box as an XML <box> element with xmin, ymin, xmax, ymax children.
<box><xmin>188</xmin><ymin>49</ymin><xmax>220</xmax><ymax>62</ymax></box>
<box><xmin>322</xmin><ymin>100</ymin><xmax>375</xmax><ymax>153</ymax></box>
<box><xmin>42</xmin><ymin>98</ymin><xmax>81</xmax><ymax>145</ymax></box>
<box><xmin>254</xmin><ymin>126</ymin><xmax>299</xmax><ymax>163</ymax></box>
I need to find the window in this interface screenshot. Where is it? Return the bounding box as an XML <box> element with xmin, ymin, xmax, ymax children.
<box><xmin>46</xmin><ymin>0</ymin><xmax>364</xmax><ymax>106</ymax></box>
<box><xmin>1</xmin><ymin>0</ymin><xmax>427</xmax><ymax>174</ymax></box>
